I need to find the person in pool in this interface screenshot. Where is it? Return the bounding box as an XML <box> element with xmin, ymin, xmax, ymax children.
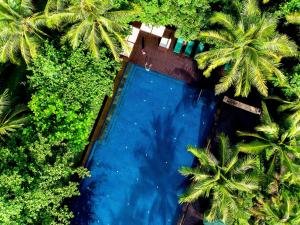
<box><xmin>145</xmin><ymin>62</ymin><xmax>152</xmax><ymax>71</ymax></box>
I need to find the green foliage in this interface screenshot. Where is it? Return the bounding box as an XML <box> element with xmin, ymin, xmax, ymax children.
<box><xmin>196</xmin><ymin>0</ymin><xmax>298</xmax><ymax>97</ymax></box>
<box><xmin>0</xmin><ymin>42</ymin><xmax>119</xmax><ymax>224</ymax></box>
<box><xmin>251</xmin><ymin>191</ymin><xmax>300</xmax><ymax>225</ymax></box>
<box><xmin>0</xmin><ymin>89</ymin><xmax>27</xmax><ymax>139</ymax></box>
<box><xmin>286</xmin><ymin>12</ymin><xmax>300</xmax><ymax>24</ymax></box>
<box><xmin>279</xmin><ymin>0</ymin><xmax>300</xmax><ymax>24</ymax></box>
<box><xmin>45</xmin><ymin>0</ymin><xmax>139</xmax><ymax>60</ymax></box>
<box><xmin>179</xmin><ymin>134</ymin><xmax>259</xmax><ymax>224</ymax></box>
<box><xmin>272</xmin><ymin>64</ymin><xmax>300</xmax><ymax>124</ymax></box>
<box><xmin>0</xmin><ymin>135</ymin><xmax>89</xmax><ymax>224</ymax></box>
<box><xmin>281</xmin><ymin>64</ymin><xmax>300</xmax><ymax>98</ymax></box>
<box><xmin>139</xmin><ymin>0</ymin><xmax>227</xmax><ymax>40</ymax></box>
<box><xmin>237</xmin><ymin>102</ymin><xmax>300</xmax><ymax>179</ymax></box>
<box><xmin>0</xmin><ymin>0</ymin><xmax>46</xmax><ymax>64</ymax></box>
<box><xmin>279</xmin><ymin>0</ymin><xmax>300</xmax><ymax>15</ymax></box>
<box><xmin>27</xmin><ymin>42</ymin><xmax>118</xmax><ymax>152</ymax></box>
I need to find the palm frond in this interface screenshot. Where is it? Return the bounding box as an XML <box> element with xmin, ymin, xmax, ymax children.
<box><xmin>210</xmin><ymin>12</ymin><xmax>236</xmax><ymax>31</ymax></box>
<box><xmin>286</xmin><ymin>12</ymin><xmax>300</xmax><ymax>25</ymax></box>
<box><xmin>237</xmin><ymin>141</ymin><xmax>270</xmax><ymax>154</ymax></box>
<box><xmin>200</xmin><ymin>31</ymin><xmax>234</xmax><ymax>45</ymax></box>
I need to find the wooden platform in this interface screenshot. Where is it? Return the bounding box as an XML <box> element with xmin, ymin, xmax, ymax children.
<box><xmin>223</xmin><ymin>96</ymin><xmax>261</xmax><ymax>115</ymax></box>
<box><xmin>128</xmin><ymin>26</ymin><xmax>200</xmax><ymax>84</ymax></box>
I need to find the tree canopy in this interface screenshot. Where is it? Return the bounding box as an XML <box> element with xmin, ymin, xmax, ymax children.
<box><xmin>0</xmin><ymin>0</ymin><xmax>46</xmax><ymax>64</ymax></box>
<box><xmin>196</xmin><ymin>0</ymin><xmax>298</xmax><ymax>97</ymax></box>
<box><xmin>0</xmin><ymin>42</ymin><xmax>118</xmax><ymax>223</ymax></box>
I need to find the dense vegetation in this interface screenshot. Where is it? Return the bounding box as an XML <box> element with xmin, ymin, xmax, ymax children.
<box><xmin>180</xmin><ymin>0</ymin><xmax>300</xmax><ymax>224</ymax></box>
<box><xmin>196</xmin><ymin>1</ymin><xmax>297</xmax><ymax>97</ymax></box>
<box><xmin>0</xmin><ymin>0</ymin><xmax>298</xmax><ymax>224</ymax></box>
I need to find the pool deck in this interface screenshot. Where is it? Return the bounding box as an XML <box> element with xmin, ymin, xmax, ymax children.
<box><xmin>128</xmin><ymin>23</ymin><xmax>200</xmax><ymax>84</ymax></box>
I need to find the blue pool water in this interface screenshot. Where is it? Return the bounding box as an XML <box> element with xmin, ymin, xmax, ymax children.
<box><xmin>72</xmin><ymin>64</ymin><xmax>217</xmax><ymax>225</ymax></box>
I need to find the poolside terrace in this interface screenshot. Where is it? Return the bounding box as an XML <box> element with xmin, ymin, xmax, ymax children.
<box><xmin>127</xmin><ymin>22</ymin><xmax>200</xmax><ymax>84</ymax></box>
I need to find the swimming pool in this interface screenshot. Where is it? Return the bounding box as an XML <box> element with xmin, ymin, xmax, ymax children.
<box><xmin>72</xmin><ymin>64</ymin><xmax>217</xmax><ymax>225</ymax></box>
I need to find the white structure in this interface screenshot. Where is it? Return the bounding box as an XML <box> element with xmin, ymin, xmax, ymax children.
<box><xmin>140</xmin><ymin>23</ymin><xmax>165</xmax><ymax>37</ymax></box>
<box><xmin>121</xmin><ymin>24</ymin><xmax>167</xmax><ymax>57</ymax></box>
<box><xmin>159</xmin><ymin>37</ymin><xmax>172</xmax><ymax>49</ymax></box>
<box><xmin>121</xmin><ymin>26</ymin><xmax>140</xmax><ymax>57</ymax></box>
<box><xmin>140</xmin><ymin>23</ymin><xmax>153</xmax><ymax>33</ymax></box>
<box><xmin>151</xmin><ymin>26</ymin><xmax>165</xmax><ymax>37</ymax></box>
<box><xmin>127</xmin><ymin>27</ymin><xmax>140</xmax><ymax>43</ymax></box>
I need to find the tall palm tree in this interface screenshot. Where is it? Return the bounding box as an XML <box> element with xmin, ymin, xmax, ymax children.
<box><xmin>46</xmin><ymin>0</ymin><xmax>139</xmax><ymax>60</ymax></box>
<box><xmin>179</xmin><ymin>134</ymin><xmax>259</xmax><ymax>224</ymax></box>
<box><xmin>0</xmin><ymin>89</ymin><xmax>27</xmax><ymax>139</ymax></box>
<box><xmin>0</xmin><ymin>0</ymin><xmax>46</xmax><ymax>64</ymax></box>
<box><xmin>196</xmin><ymin>0</ymin><xmax>298</xmax><ymax>97</ymax></box>
<box><xmin>237</xmin><ymin>102</ymin><xmax>300</xmax><ymax>178</ymax></box>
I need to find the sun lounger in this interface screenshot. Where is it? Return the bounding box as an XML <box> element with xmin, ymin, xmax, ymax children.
<box><xmin>184</xmin><ymin>40</ymin><xmax>195</xmax><ymax>57</ymax></box>
<box><xmin>196</xmin><ymin>43</ymin><xmax>205</xmax><ymax>54</ymax></box>
<box><xmin>224</xmin><ymin>63</ymin><xmax>231</xmax><ymax>71</ymax></box>
<box><xmin>173</xmin><ymin>38</ymin><xmax>184</xmax><ymax>54</ymax></box>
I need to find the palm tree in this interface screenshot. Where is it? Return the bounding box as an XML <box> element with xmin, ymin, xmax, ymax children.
<box><xmin>286</xmin><ymin>12</ymin><xmax>300</xmax><ymax>25</ymax></box>
<box><xmin>196</xmin><ymin>0</ymin><xmax>298</xmax><ymax>97</ymax></box>
<box><xmin>271</xmin><ymin>97</ymin><xmax>300</xmax><ymax>125</ymax></box>
<box><xmin>237</xmin><ymin>102</ymin><xmax>300</xmax><ymax>178</ymax></box>
<box><xmin>179</xmin><ymin>134</ymin><xmax>259</xmax><ymax>224</ymax></box>
<box><xmin>46</xmin><ymin>0</ymin><xmax>139</xmax><ymax>60</ymax></box>
<box><xmin>0</xmin><ymin>89</ymin><xmax>27</xmax><ymax>139</ymax></box>
<box><xmin>45</xmin><ymin>0</ymin><xmax>69</xmax><ymax>15</ymax></box>
<box><xmin>251</xmin><ymin>192</ymin><xmax>300</xmax><ymax>225</ymax></box>
<box><xmin>0</xmin><ymin>0</ymin><xmax>46</xmax><ymax>64</ymax></box>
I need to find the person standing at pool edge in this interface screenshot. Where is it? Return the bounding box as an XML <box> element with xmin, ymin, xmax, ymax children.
<box><xmin>141</xmin><ymin>36</ymin><xmax>146</xmax><ymax>55</ymax></box>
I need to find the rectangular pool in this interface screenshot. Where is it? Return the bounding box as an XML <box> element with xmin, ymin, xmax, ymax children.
<box><xmin>72</xmin><ymin>64</ymin><xmax>217</xmax><ymax>225</ymax></box>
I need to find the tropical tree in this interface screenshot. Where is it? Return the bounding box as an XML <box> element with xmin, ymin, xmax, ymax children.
<box><xmin>0</xmin><ymin>0</ymin><xmax>46</xmax><ymax>64</ymax></box>
<box><xmin>0</xmin><ymin>89</ymin><xmax>27</xmax><ymax>139</ymax></box>
<box><xmin>286</xmin><ymin>12</ymin><xmax>300</xmax><ymax>24</ymax></box>
<box><xmin>237</xmin><ymin>102</ymin><xmax>300</xmax><ymax>179</ymax></box>
<box><xmin>251</xmin><ymin>192</ymin><xmax>300</xmax><ymax>225</ymax></box>
<box><xmin>46</xmin><ymin>0</ymin><xmax>139</xmax><ymax>60</ymax></box>
<box><xmin>44</xmin><ymin>0</ymin><xmax>69</xmax><ymax>15</ymax></box>
<box><xmin>196</xmin><ymin>0</ymin><xmax>298</xmax><ymax>97</ymax></box>
<box><xmin>179</xmin><ymin>134</ymin><xmax>260</xmax><ymax>224</ymax></box>
<box><xmin>279</xmin><ymin>0</ymin><xmax>300</xmax><ymax>25</ymax></box>
<box><xmin>271</xmin><ymin>97</ymin><xmax>300</xmax><ymax>125</ymax></box>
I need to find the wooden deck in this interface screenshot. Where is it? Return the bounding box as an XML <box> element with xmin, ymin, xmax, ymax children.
<box><xmin>128</xmin><ymin>27</ymin><xmax>200</xmax><ymax>84</ymax></box>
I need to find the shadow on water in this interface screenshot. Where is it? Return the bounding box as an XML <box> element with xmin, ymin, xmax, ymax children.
<box><xmin>71</xmin><ymin>180</ymin><xmax>97</xmax><ymax>224</ymax></box>
<box><xmin>174</xmin><ymin>84</ymin><xmax>200</xmax><ymax>113</ymax></box>
<box><xmin>110</xmin><ymin>111</ymin><xmax>191</xmax><ymax>225</ymax></box>
<box><xmin>71</xmin><ymin>162</ymin><xmax>111</xmax><ymax>224</ymax></box>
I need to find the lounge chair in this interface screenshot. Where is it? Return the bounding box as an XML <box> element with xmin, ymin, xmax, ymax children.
<box><xmin>173</xmin><ymin>38</ymin><xmax>184</xmax><ymax>54</ymax></box>
<box><xmin>224</xmin><ymin>63</ymin><xmax>231</xmax><ymax>71</ymax></box>
<box><xmin>196</xmin><ymin>43</ymin><xmax>205</xmax><ymax>54</ymax></box>
<box><xmin>184</xmin><ymin>40</ymin><xmax>195</xmax><ymax>57</ymax></box>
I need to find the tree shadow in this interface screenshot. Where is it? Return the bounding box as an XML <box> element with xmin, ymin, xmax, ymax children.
<box><xmin>71</xmin><ymin>161</ymin><xmax>111</xmax><ymax>224</ymax></box>
<box><xmin>174</xmin><ymin>84</ymin><xmax>200</xmax><ymax>113</ymax></box>
<box><xmin>71</xmin><ymin>179</ymin><xmax>98</xmax><ymax>224</ymax></box>
<box><xmin>109</xmin><ymin>111</ymin><xmax>191</xmax><ymax>225</ymax></box>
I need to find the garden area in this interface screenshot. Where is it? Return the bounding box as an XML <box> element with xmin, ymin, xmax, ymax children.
<box><xmin>0</xmin><ymin>0</ymin><xmax>299</xmax><ymax>224</ymax></box>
